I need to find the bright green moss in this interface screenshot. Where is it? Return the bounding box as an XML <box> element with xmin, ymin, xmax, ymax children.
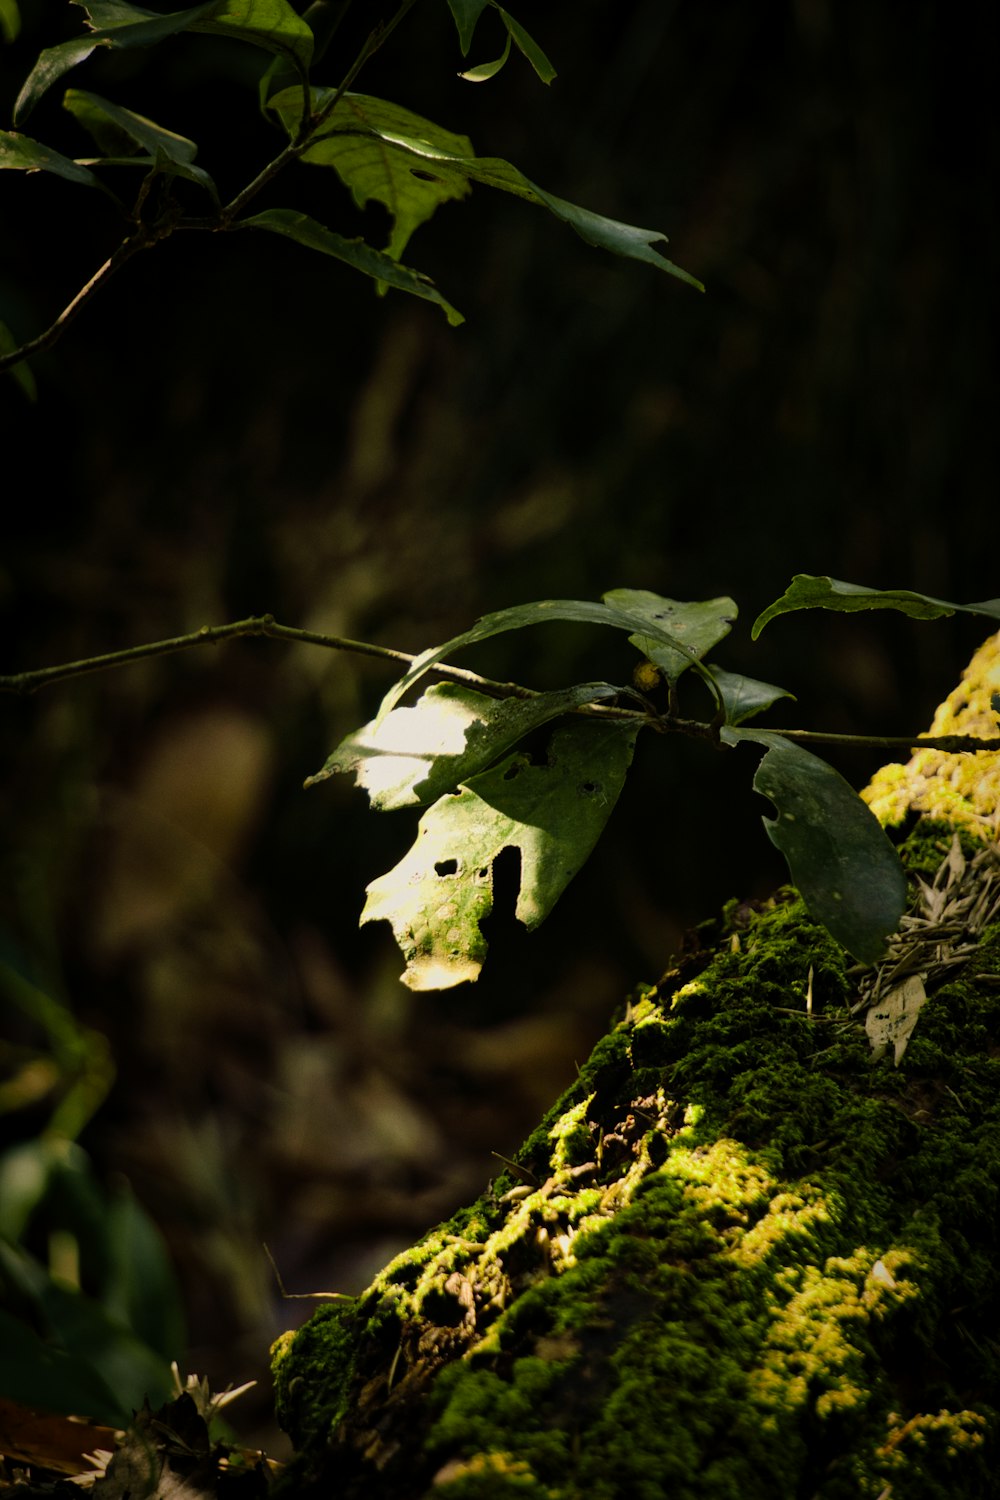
<box><xmin>272</xmin><ymin>835</ymin><xmax>1000</xmax><ymax>1498</ymax></box>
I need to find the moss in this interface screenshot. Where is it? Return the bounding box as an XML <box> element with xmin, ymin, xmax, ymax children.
<box><xmin>271</xmin><ymin>641</ymin><xmax>1000</xmax><ymax>1498</ymax></box>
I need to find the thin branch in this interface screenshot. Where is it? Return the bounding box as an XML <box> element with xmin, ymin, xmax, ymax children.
<box><xmin>2</xmin><ymin>618</ymin><xmax>999</xmax><ymax>754</ymax></box>
<box><xmin>0</xmin><ymin>232</ymin><xmax>149</xmax><ymax>374</ymax></box>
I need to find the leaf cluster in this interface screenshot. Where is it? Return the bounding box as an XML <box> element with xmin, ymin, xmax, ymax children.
<box><xmin>310</xmin><ymin>577</ymin><xmax>1000</xmax><ymax>988</ymax></box>
<box><xmin>0</xmin><ymin>0</ymin><xmax>701</xmax><ymax>381</ymax></box>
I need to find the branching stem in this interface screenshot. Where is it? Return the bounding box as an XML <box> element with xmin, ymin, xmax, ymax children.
<box><xmin>3</xmin><ymin>617</ymin><xmax>999</xmax><ymax>756</ymax></box>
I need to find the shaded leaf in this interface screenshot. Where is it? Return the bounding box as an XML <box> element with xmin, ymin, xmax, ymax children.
<box><xmin>270</xmin><ymin>88</ymin><xmax>703</xmax><ymax>288</ymax></box>
<box><xmin>0</xmin><ymin>1307</ymin><xmax>129</xmax><ymax>1426</ymax></box>
<box><xmin>446</xmin><ymin>0</ymin><xmax>490</xmax><ymax>54</ymax></box>
<box><xmin>497</xmin><ymin>7</ymin><xmax>556</xmax><ymax>83</ymax></box>
<box><xmin>376</xmin><ymin>592</ymin><xmax>722</xmax><ymax>725</ymax></box>
<box><xmin>460</xmin><ymin>31</ymin><xmax>511</xmax><ymax>82</ymax></box>
<box><xmin>362</xmin><ymin>718</ymin><xmax>638</xmax><ymax>989</ymax></box>
<box><xmin>64</xmin><ymin>89</ymin><xmax>217</xmax><ymax>197</ymax></box>
<box><xmin>16</xmin><ymin>3</ymin><xmax>218</xmax><ymax>121</ymax></box>
<box><xmin>0</xmin><ymin>317</ymin><xmax>37</xmax><ymax>400</ymax></box>
<box><xmin>103</xmin><ymin>1185</ymin><xmax>186</xmax><ymax>1361</ymax></box>
<box><xmin>307</xmin><ymin>680</ymin><xmax>618</xmax><ymax>808</ymax></box>
<box><xmin>707</xmin><ymin>665</ymin><xmax>795</xmax><ymax>725</ymax></box>
<box><xmin>723</xmin><ymin>726</ymin><xmax>907</xmax><ymax>963</ymax></box>
<box><xmin>240</xmin><ymin>208</ymin><xmax>464</xmax><ymax>324</ymax></box>
<box><xmin>606</xmin><ymin>588</ymin><xmax>736</xmax><ymax>684</ymax></box>
<box><xmin>0</xmin><ymin>0</ymin><xmax>20</xmax><ymax>44</ymax></box>
<box><xmin>752</xmin><ymin>574</ymin><xmax>1000</xmax><ymax>639</ymax></box>
<box><xmin>0</xmin><ymin>128</ymin><xmax>100</xmax><ymax>185</ymax></box>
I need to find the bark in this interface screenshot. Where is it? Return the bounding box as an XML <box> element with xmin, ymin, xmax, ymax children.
<box><xmin>271</xmin><ymin>635</ymin><xmax>1000</xmax><ymax>1500</ymax></box>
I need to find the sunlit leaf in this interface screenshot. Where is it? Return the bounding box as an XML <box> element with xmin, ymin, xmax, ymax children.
<box><xmin>707</xmin><ymin>665</ymin><xmax>794</xmax><ymax>725</ymax></box>
<box><xmin>865</xmin><ymin>975</ymin><xmax>927</xmax><ymax>1066</ymax></box>
<box><xmin>240</xmin><ymin>208</ymin><xmax>465</xmax><ymax>324</ymax></box>
<box><xmin>723</xmin><ymin>726</ymin><xmax>907</xmax><ymax>964</ymax></box>
<box><xmin>362</xmin><ymin>718</ymin><xmax>639</xmax><ymax>989</ymax></box>
<box><xmin>269</xmin><ymin>90</ymin><xmax>474</xmax><ymax>261</ymax></box>
<box><xmin>269</xmin><ymin>89</ymin><xmax>703</xmax><ymax>288</ymax></box>
<box><xmin>497</xmin><ymin>7</ymin><xmax>556</xmax><ymax>83</ymax></box>
<box><xmin>307</xmin><ymin>680</ymin><xmax>618</xmax><ymax>808</ymax></box>
<box><xmin>376</xmin><ymin>592</ymin><xmax>723</xmax><ymax>725</ymax></box>
<box><xmin>460</xmin><ymin>31</ymin><xmax>511</xmax><ymax>82</ymax></box>
<box><xmin>752</xmin><ymin>574</ymin><xmax>1000</xmax><ymax>639</ymax></box>
<box><xmin>446</xmin><ymin>0</ymin><xmax>490</xmax><ymax>55</ymax></box>
<box><xmin>606</xmin><ymin>589</ymin><xmax>736</xmax><ymax>684</ymax></box>
<box><xmin>63</xmin><ymin>89</ymin><xmax>217</xmax><ymax>197</ymax></box>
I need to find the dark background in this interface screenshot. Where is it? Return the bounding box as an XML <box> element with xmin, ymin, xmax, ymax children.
<box><xmin>1</xmin><ymin>0</ymin><xmax>996</xmax><ymax>1447</ymax></box>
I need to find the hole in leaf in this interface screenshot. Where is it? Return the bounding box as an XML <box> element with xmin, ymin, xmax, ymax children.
<box><xmin>410</xmin><ymin>169</ymin><xmax>442</xmax><ymax>183</ymax></box>
<box><xmin>503</xmin><ymin>763</ymin><xmax>522</xmax><ymax>781</ymax></box>
<box><xmin>580</xmin><ymin>781</ymin><xmax>600</xmax><ymax>796</ymax></box>
<box><xmin>435</xmin><ymin>859</ymin><xmax>459</xmax><ymax>877</ymax></box>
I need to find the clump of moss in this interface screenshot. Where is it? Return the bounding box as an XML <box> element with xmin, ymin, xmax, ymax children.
<box><xmin>271</xmin><ymin>642</ymin><xmax>1000</xmax><ymax>1499</ymax></box>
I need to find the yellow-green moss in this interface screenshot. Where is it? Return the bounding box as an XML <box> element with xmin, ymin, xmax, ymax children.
<box><xmin>271</xmin><ymin>642</ymin><xmax>1000</xmax><ymax>1499</ymax></box>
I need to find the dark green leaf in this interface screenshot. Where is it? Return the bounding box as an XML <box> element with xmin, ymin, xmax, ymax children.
<box><xmin>64</xmin><ymin>89</ymin><xmax>217</xmax><ymax>196</ymax></box>
<box><xmin>752</xmin><ymin>574</ymin><xmax>1000</xmax><ymax>639</ymax></box>
<box><xmin>103</xmin><ymin>1186</ymin><xmax>186</xmax><ymax>1361</ymax></box>
<box><xmin>16</xmin><ymin>4</ymin><xmax>218</xmax><ymax>121</ymax></box>
<box><xmin>723</xmin><ymin>727</ymin><xmax>907</xmax><ymax>964</ymax></box>
<box><xmin>77</xmin><ymin>0</ymin><xmax>314</xmax><ymax>66</ymax></box>
<box><xmin>0</xmin><ymin>129</ymin><xmax>100</xmax><ymax>185</ymax></box>
<box><xmin>377</xmin><ymin>592</ymin><xmax>724</xmax><ymax>724</ymax></box>
<box><xmin>0</xmin><ymin>1307</ymin><xmax>129</xmax><ymax>1425</ymax></box>
<box><xmin>460</xmin><ymin>31</ymin><xmax>511</xmax><ymax>82</ymax></box>
<box><xmin>363</xmin><ymin>718</ymin><xmax>638</xmax><ymax>989</ymax></box>
<box><xmin>240</xmin><ymin>208</ymin><xmax>465</xmax><ymax>324</ymax></box>
<box><xmin>270</xmin><ymin>89</ymin><xmax>703</xmax><ymax>288</ymax></box>
<box><xmin>497</xmin><ymin>7</ymin><xmax>556</xmax><ymax>83</ymax></box>
<box><xmin>446</xmin><ymin>0</ymin><xmax>490</xmax><ymax>54</ymax></box>
<box><xmin>606</xmin><ymin>589</ymin><xmax>736</xmax><ymax>684</ymax></box>
<box><xmin>708</xmin><ymin>666</ymin><xmax>794</xmax><ymax>725</ymax></box>
<box><xmin>0</xmin><ymin>318</ymin><xmax>37</xmax><ymax>400</ymax></box>
<box><xmin>308</xmin><ymin>680</ymin><xmax>618</xmax><ymax>808</ymax></box>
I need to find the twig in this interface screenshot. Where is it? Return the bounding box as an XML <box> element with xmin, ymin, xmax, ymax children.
<box><xmin>3</xmin><ymin>615</ymin><xmax>999</xmax><ymax>756</ymax></box>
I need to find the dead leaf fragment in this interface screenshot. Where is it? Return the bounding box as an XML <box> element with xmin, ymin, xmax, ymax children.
<box><xmin>865</xmin><ymin>975</ymin><xmax>927</xmax><ymax>1065</ymax></box>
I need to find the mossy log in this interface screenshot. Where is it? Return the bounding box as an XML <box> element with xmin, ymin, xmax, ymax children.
<box><xmin>271</xmin><ymin>636</ymin><xmax>1000</xmax><ymax>1500</ymax></box>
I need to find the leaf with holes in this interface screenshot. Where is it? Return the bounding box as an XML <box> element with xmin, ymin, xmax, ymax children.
<box><xmin>606</xmin><ymin>589</ymin><xmax>737</xmax><ymax>685</ymax></box>
<box><xmin>306</xmin><ymin>680</ymin><xmax>618</xmax><ymax>809</ymax></box>
<box><xmin>361</xmin><ymin>718</ymin><xmax>638</xmax><ymax>989</ymax></box>
<box><xmin>722</xmin><ymin>726</ymin><xmax>907</xmax><ymax>963</ymax></box>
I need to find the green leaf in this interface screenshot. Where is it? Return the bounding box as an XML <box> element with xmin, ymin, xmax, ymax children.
<box><xmin>269</xmin><ymin>90</ymin><xmax>475</xmax><ymax>262</ymax></box>
<box><xmin>723</xmin><ymin>727</ymin><xmax>907</xmax><ymax>964</ymax></box>
<box><xmin>309</xmin><ymin>680</ymin><xmax>618</xmax><ymax>808</ymax></box>
<box><xmin>0</xmin><ymin>0</ymin><xmax>20</xmax><ymax>44</ymax></box>
<box><xmin>376</xmin><ymin>592</ymin><xmax>725</xmax><ymax>725</ymax></box>
<box><xmin>270</xmin><ymin>89</ymin><xmax>704</xmax><ymax>289</ymax></box>
<box><xmin>240</xmin><ymin>207</ymin><xmax>465</xmax><ymax>324</ymax></box>
<box><xmin>497</xmin><ymin>7</ymin><xmax>556</xmax><ymax>84</ymax></box>
<box><xmin>0</xmin><ymin>1306</ymin><xmax>129</xmax><ymax>1425</ymax></box>
<box><xmin>446</xmin><ymin>0</ymin><xmax>490</xmax><ymax>54</ymax></box>
<box><xmin>362</xmin><ymin>718</ymin><xmax>639</xmax><ymax>990</ymax></box>
<box><xmin>752</xmin><ymin>575</ymin><xmax>1000</xmax><ymax>639</ymax></box>
<box><xmin>707</xmin><ymin>666</ymin><xmax>794</xmax><ymax>725</ymax></box>
<box><xmin>16</xmin><ymin>4</ymin><xmax>219</xmax><ymax>121</ymax></box>
<box><xmin>63</xmin><ymin>89</ymin><xmax>218</xmax><ymax>197</ymax></box>
<box><xmin>460</xmin><ymin>31</ymin><xmax>511</xmax><ymax>82</ymax></box>
<box><xmin>17</xmin><ymin>0</ymin><xmax>312</xmax><ymax>121</ymax></box>
<box><xmin>0</xmin><ymin>318</ymin><xmax>37</xmax><ymax>400</ymax></box>
<box><xmin>0</xmin><ymin>129</ymin><xmax>101</xmax><ymax>186</ymax></box>
<box><xmin>605</xmin><ymin>589</ymin><xmax>736</xmax><ymax>684</ymax></box>
<box><xmin>103</xmin><ymin>1186</ymin><xmax>185</xmax><ymax>1361</ymax></box>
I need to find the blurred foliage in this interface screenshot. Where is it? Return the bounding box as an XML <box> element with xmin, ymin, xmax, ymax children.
<box><xmin>1</xmin><ymin>0</ymin><xmax>997</xmax><ymax>1441</ymax></box>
